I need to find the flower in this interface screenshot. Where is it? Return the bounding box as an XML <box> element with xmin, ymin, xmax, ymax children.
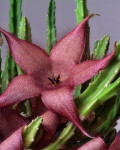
<box><xmin>0</xmin><ymin>15</ymin><xmax>115</xmax><ymax>138</ymax></box>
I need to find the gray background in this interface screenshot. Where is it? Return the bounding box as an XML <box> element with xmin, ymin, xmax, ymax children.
<box><xmin>0</xmin><ymin>0</ymin><xmax>120</xmax><ymax>51</ymax></box>
<box><xmin>0</xmin><ymin>0</ymin><xmax>120</xmax><ymax>130</ymax></box>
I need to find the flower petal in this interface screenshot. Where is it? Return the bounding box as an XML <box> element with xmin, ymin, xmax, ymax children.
<box><xmin>31</xmin><ymin>97</ymin><xmax>59</xmax><ymax>136</ymax></box>
<box><xmin>76</xmin><ymin>137</ymin><xmax>108</xmax><ymax>150</ymax></box>
<box><xmin>31</xmin><ymin>97</ymin><xmax>47</xmax><ymax>117</ymax></box>
<box><xmin>42</xmin><ymin>110</ymin><xmax>59</xmax><ymax>136</ymax></box>
<box><xmin>0</xmin><ymin>108</ymin><xmax>28</xmax><ymax>142</ymax></box>
<box><xmin>68</xmin><ymin>50</ymin><xmax>115</xmax><ymax>86</ymax></box>
<box><xmin>0</xmin><ymin>28</ymin><xmax>51</xmax><ymax>75</ymax></box>
<box><xmin>0</xmin><ymin>127</ymin><xmax>24</xmax><ymax>150</ymax></box>
<box><xmin>0</xmin><ymin>75</ymin><xmax>41</xmax><ymax>107</ymax></box>
<box><xmin>41</xmin><ymin>87</ymin><xmax>91</xmax><ymax>138</ymax></box>
<box><xmin>50</xmin><ymin>15</ymin><xmax>92</xmax><ymax>65</ymax></box>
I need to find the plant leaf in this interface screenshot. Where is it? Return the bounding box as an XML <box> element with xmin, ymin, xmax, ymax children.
<box><xmin>22</xmin><ymin>117</ymin><xmax>43</xmax><ymax>149</ymax></box>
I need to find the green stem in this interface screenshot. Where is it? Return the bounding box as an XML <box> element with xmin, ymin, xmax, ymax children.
<box><xmin>79</xmin><ymin>77</ymin><xmax>120</xmax><ymax>117</ymax></box>
<box><xmin>43</xmin><ymin>123</ymin><xmax>75</xmax><ymax>150</ymax></box>
<box><xmin>75</xmin><ymin>0</ymin><xmax>88</xmax><ymax>24</ymax></box>
<box><xmin>9</xmin><ymin>0</ymin><xmax>22</xmax><ymax>35</ymax></box>
<box><xmin>3</xmin><ymin>0</ymin><xmax>23</xmax><ymax>84</ymax></box>
<box><xmin>46</xmin><ymin>0</ymin><xmax>57</xmax><ymax>54</ymax></box>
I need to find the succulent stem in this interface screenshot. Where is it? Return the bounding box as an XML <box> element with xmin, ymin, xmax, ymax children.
<box><xmin>43</xmin><ymin>123</ymin><xmax>75</xmax><ymax>150</ymax></box>
<box><xmin>46</xmin><ymin>0</ymin><xmax>57</xmax><ymax>54</ymax></box>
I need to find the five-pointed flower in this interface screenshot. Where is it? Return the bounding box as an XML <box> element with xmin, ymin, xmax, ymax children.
<box><xmin>0</xmin><ymin>15</ymin><xmax>115</xmax><ymax>137</ymax></box>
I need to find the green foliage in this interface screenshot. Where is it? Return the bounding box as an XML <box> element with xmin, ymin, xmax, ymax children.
<box><xmin>2</xmin><ymin>0</ymin><xmax>23</xmax><ymax>86</ymax></box>
<box><xmin>77</xmin><ymin>42</ymin><xmax>120</xmax><ymax>111</ymax></box>
<box><xmin>18</xmin><ymin>16</ymin><xmax>32</xmax><ymax>42</ymax></box>
<box><xmin>79</xmin><ymin>76</ymin><xmax>120</xmax><ymax>116</ymax></box>
<box><xmin>44</xmin><ymin>123</ymin><xmax>75</xmax><ymax>150</ymax></box>
<box><xmin>46</xmin><ymin>0</ymin><xmax>57</xmax><ymax>54</ymax></box>
<box><xmin>9</xmin><ymin>0</ymin><xmax>22</xmax><ymax>35</ymax></box>
<box><xmin>92</xmin><ymin>35</ymin><xmax>110</xmax><ymax>59</ymax></box>
<box><xmin>96</xmin><ymin>94</ymin><xmax>120</xmax><ymax>133</ymax></box>
<box><xmin>91</xmin><ymin>35</ymin><xmax>110</xmax><ymax>81</ymax></box>
<box><xmin>75</xmin><ymin>0</ymin><xmax>88</xmax><ymax>24</ymax></box>
<box><xmin>22</xmin><ymin>117</ymin><xmax>43</xmax><ymax>149</ymax></box>
<box><xmin>73</xmin><ymin>85</ymin><xmax>81</xmax><ymax>99</ymax></box>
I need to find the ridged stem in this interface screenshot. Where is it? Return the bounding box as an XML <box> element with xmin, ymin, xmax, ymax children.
<box><xmin>1</xmin><ymin>0</ymin><xmax>23</xmax><ymax>91</ymax></box>
<box><xmin>46</xmin><ymin>0</ymin><xmax>57</xmax><ymax>54</ymax></box>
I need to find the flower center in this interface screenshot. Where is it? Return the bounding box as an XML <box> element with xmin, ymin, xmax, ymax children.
<box><xmin>48</xmin><ymin>74</ymin><xmax>60</xmax><ymax>86</ymax></box>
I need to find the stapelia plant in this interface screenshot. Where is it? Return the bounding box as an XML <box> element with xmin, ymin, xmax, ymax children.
<box><xmin>0</xmin><ymin>0</ymin><xmax>120</xmax><ymax>150</ymax></box>
<box><xmin>0</xmin><ymin>14</ymin><xmax>115</xmax><ymax>133</ymax></box>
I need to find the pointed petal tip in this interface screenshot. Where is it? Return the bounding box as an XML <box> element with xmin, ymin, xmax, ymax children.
<box><xmin>42</xmin><ymin>87</ymin><xmax>92</xmax><ymax>138</ymax></box>
<box><xmin>89</xmin><ymin>13</ymin><xmax>100</xmax><ymax>19</ymax></box>
<box><xmin>0</xmin><ymin>28</ymin><xmax>51</xmax><ymax>75</ymax></box>
<box><xmin>75</xmin><ymin>121</ymin><xmax>93</xmax><ymax>138</ymax></box>
<box><xmin>76</xmin><ymin>136</ymin><xmax>108</xmax><ymax>150</ymax></box>
<box><xmin>81</xmin><ymin>14</ymin><xmax>100</xmax><ymax>24</ymax></box>
<box><xmin>0</xmin><ymin>28</ymin><xmax>12</xmax><ymax>39</ymax></box>
<box><xmin>108</xmin><ymin>42</ymin><xmax>116</xmax><ymax>57</ymax></box>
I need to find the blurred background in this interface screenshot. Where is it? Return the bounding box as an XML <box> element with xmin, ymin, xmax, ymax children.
<box><xmin>0</xmin><ymin>0</ymin><xmax>120</xmax><ymax>50</ymax></box>
<box><xmin>0</xmin><ymin>0</ymin><xmax>120</xmax><ymax>129</ymax></box>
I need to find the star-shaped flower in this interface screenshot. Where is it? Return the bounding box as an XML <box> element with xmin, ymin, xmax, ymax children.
<box><xmin>0</xmin><ymin>15</ymin><xmax>115</xmax><ymax>137</ymax></box>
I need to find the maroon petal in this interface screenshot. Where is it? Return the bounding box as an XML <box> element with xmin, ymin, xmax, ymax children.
<box><xmin>41</xmin><ymin>87</ymin><xmax>91</xmax><ymax>138</ymax></box>
<box><xmin>109</xmin><ymin>131</ymin><xmax>120</xmax><ymax>150</ymax></box>
<box><xmin>76</xmin><ymin>137</ymin><xmax>108</xmax><ymax>150</ymax></box>
<box><xmin>0</xmin><ymin>108</ymin><xmax>28</xmax><ymax>142</ymax></box>
<box><xmin>41</xmin><ymin>110</ymin><xmax>59</xmax><ymax>136</ymax></box>
<box><xmin>0</xmin><ymin>28</ymin><xmax>51</xmax><ymax>75</ymax></box>
<box><xmin>69</xmin><ymin>50</ymin><xmax>115</xmax><ymax>86</ymax></box>
<box><xmin>0</xmin><ymin>75</ymin><xmax>41</xmax><ymax>107</ymax></box>
<box><xmin>50</xmin><ymin>15</ymin><xmax>93</xmax><ymax>66</ymax></box>
<box><xmin>31</xmin><ymin>97</ymin><xmax>47</xmax><ymax>118</ymax></box>
<box><xmin>31</xmin><ymin>97</ymin><xmax>59</xmax><ymax>136</ymax></box>
<box><xmin>0</xmin><ymin>127</ymin><xmax>24</xmax><ymax>150</ymax></box>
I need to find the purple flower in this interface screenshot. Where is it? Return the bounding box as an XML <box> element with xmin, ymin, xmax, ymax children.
<box><xmin>0</xmin><ymin>15</ymin><xmax>115</xmax><ymax>138</ymax></box>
